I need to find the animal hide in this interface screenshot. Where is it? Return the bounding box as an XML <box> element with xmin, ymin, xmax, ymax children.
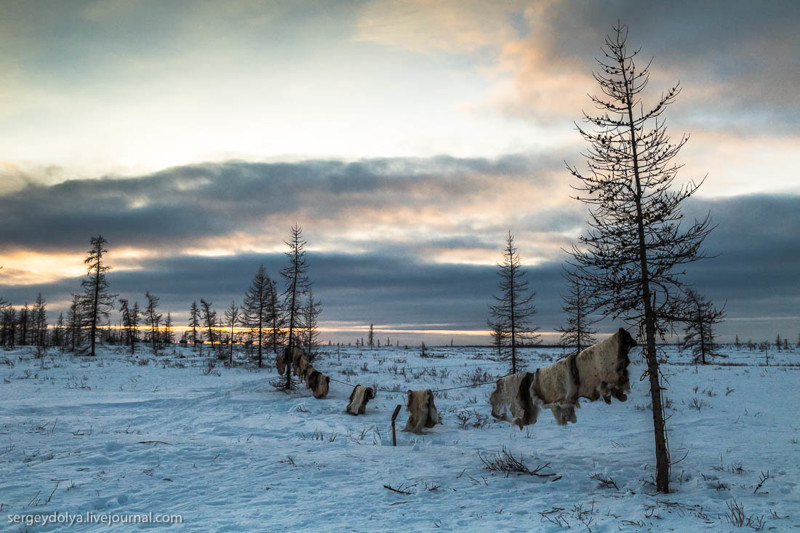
<box><xmin>574</xmin><ymin>327</ymin><xmax>635</xmax><ymax>404</ymax></box>
<box><xmin>276</xmin><ymin>350</ymin><xmax>287</xmax><ymax>375</ymax></box>
<box><xmin>529</xmin><ymin>328</ymin><xmax>636</xmax><ymax>425</ymax></box>
<box><xmin>346</xmin><ymin>385</ymin><xmax>375</xmax><ymax>416</ymax></box>
<box><xmin>490</xmin><ymin>328</ymin><xmax>636</xmax><ymax>428</ymax></box>
<box><xmin>403</xmin><ymin>389</ymin><xmax>439</xmax><ymax>433</ymax></box>
<box><xmin>304</xmin><ymin>366</ymin><xmax>330</xmax><ymax>399</ymax></box>
<box><xmin>530</xmin><ymin>353</ymin><xmax>581</xmax><ymax>426</ymax></box>
<box><xmin>488</xmin><ymin>372</ymin><xmax>539</xmax><ymax>428</ymax></box>
<box><xmin>289</xmin><ymin>347</ymin><xmax>308</xmax><ymax>380</ymax></box>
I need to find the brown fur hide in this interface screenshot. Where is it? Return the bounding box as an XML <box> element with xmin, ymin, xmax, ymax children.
<box><xmin>529</xmin><ymin>328</ymin><xmax>636</xmax><ymax>425</ymax></box>
<box><xmin>530</xmin><ymin>354</ymin><xmax>580</xmax><ymax>426</ymax></box>
<box><xmin>488</xmin><ymin>372</ymin><xmax>539</xmax><ymax>428</ymax></box>
<box><xmin>403</xmin><ymin>389</ymin><xmax>439</xmax><ymax>433</ymax></box>
<box><xmin>346</xmin><ymin>385</ymin><xmax>375</xmax><ymax>416</ymax></box>
<box><xmin>276</xmin><ymin>350</ymin><xmax>287</xmax><ymax>375</ymax></box>
<box><xmin>304</xmin><ymin>366</ymin><xmax>330</xmax><ymax>399</ymax></box>
<box><xmin>289</xmin><ymin>347</ymin><xmax>308</xmax><ymax>380</ymax></box>
<box><xmin>574</xmin><ymin>327</ymin><xmax>635</xmax><ymax>403</ymax></box>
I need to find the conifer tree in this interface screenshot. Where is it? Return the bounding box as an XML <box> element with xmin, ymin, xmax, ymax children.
<box><xmin>53</xmin><ymin>312</ymin><xmax>65</xmax><ymax>351</ymax></box>
<box><xmin>118</xmin><ymin>298</ymin><xmax>139</xmax><ymax>355</ymax></box>
<box><xmin>67</xmin><ymin>295</ymin><xmax>80</xmax><ymax>352</ymax></box>
<box><xmin>567</xmin><ymin>24</ymin><xmax>713</xmax><ymax>492</ymax></box>
<box><xmin>143</xmin><ymin>292</ymin><xmax>162</xmax><ymax>354</ymax></box>
<box><xmin>681</xmin><ymin>289</ymin><xmax>725</xmax><ymax>364</ymax></box>
<box><xmin>189</xmin><ymin>301</ymin><xmax>200</xmax><ymax>352</ymax></box>
<box><xmin>556</xmin><ymin>269</ymin><xmax>598</xmax><ymax>354</ymax></box>
<box><xmin>280</xmin><ymin>225</ymin><xmax>310</xmax><ymax>389</ymax></box>
<box><xmin>200</xmin><ymin>299</ymin><xmax>217</xmax><ymax>349</ymax></box>
<box><xmin>300</xmin><ymin>288</ymin><xmax>321</xmax><ymax>356</ymax></box>
<box><xmin>487</xmin><ymin>231</ymin><xmax>540</xmax><ymax>374</ymax></box>
<box><xmin>80</xmin><ymin>235</ymin><xmax>115</xmax><ymax>356</ymax></box>
<box><xmin>243</xmin><ymin>265</ymin><xmax>282</xmax><ymax>368</ymax></box>
<box><xmin>163</xmin><ymin>312</ymin><xmax>174</xmax><ymax>348</ymax></box>
<box><xmin>224</xmin><ymin>301</ymin><xmax>240</xmax><ymax>365</ymax></box>
<box><xmin>33</xmin><ymin>293</ymin><xmax>47</xmax><ymax>349</ymax></box>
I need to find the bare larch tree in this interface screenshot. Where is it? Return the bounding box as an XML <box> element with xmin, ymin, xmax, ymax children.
<box><xmin>200</xmin><ymin>299</ymin><xmax>217</xmax><ymax>350</ymax></box>
<box><xmin>243</xmin><ymin>265</ymin><xmax>280</xmax><ymax>368</ymax></box>
<box><xmin>67</xmin><ymin>294</ymin><xmax>82</xmax><ymax>352</ymax></box>
<box><xmin>681</xmin><ymin>289</ymin><xmax>725</xmax><ymax>364</ymax></box>
<box><xmin>80</xmin><ymin>235</ymin><xmax>116</xmax><ymax>356</ymax></box>
<box><xmin>556</xmin><ymin>268</ymin><xmax>598</xmax><ymax>355</ymax></box>
<box><xmin>118</xmin><ymin>298</ymin><xmax>138</xmax><ymax>355</ymax></box>
<box><xmin>567</xmin><ymin>24</ymin><xmax>713</xmax><ymax>493</ymax></box>
<box><xmin>280</xmin><ymin>225</ymin><xmax>310</xmax><ymax>390</ymax></box>
<box><xmin>189</xmin><ymin>301</ymin><xmax>200</xmax><ymax>352</ymax></box>
<box><xmin>163</xmin><ymin>312</ymin><xmax>174</xmax><ymax>349</ymax></box>
<box><xmin>143</xmin><ymin>291</ymin><xmax>162</xmax><ymax>355</ymax></box>
<box><xmin>224</xmin><ymin>300</ymin><xmax>240</xmax><ymax>365</ymax></box>
<box><xmin>300</xmin><ymin>288</ymin><xmax>321</xmax><ymax>357</ymax></box>
<box><xmin>32</xmin><ymin>293</ymin><xmax>47</xmax><ymax>350</ymax></box>
<box><xmin>487</xmin><ymin>231</ymin><xmax>540</xmax><ymax>374</ymax></box>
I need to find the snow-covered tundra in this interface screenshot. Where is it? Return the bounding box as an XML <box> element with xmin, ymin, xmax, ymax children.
<box><xmin>1</xmin><ymin>344</ymin><xmax>797</xmax><ymax>531</ymax></box>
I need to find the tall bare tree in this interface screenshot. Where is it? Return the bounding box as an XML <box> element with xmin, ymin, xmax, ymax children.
<box><xmin>143</xmin><ymin>292</ymin><xmax>162</xmax><ymax>354</ymax></box>
<box><xmin>18</xmin><ymin>303</ymin><xmax>30</xmax><ymax>346</ymax></box>
<box><xmin>224</xmin><ymin>301</ymin><xmax>240</xmax><ymax>365</ymax></box>
<box><xmin>265</xmin><ymin>275</ymin><xmax>283</xmax><ymax>356</ymax></box>
<box><xmin>118</xmin><ymin>298</ymin><xmax>139</xmax><ymax>355</ymax></box>
<box><xmin>1</xmin><ymin>302</ymin><xmax>15</xmax><ymax>348</ymax></box>
<box><xmin>556</xmin><ymin>268</ymin><xmax>598</xmax><ymax>355</ymax></box>
<box><xmin>67</xmin><ymin>294</ymin><xmax>82</xmax><ymax>352</ymax></box>
<box><xmin>487</xmin><ymin>231</ymin><xmax>540</xmax><ymax>374</ymax></box>
<box><xmin>80</xmin><ymin>235</ymin><xmax>116</xmax><ymax>356</ymax></box>
<box><xmin>490</xmin><ymin>322</ymin><xmax>506</xmax><ymax>358</ymax></box>
<box><xmin>243</xmin><ymin>265</ymin><xmax>281</xmax><ymax>368</ymax></box>
<box><xmin>163</xmin><ymin>312</ymin><xmax>174</xmax><ymax>348</ymax></box>
<box><xmin>682</xmin><ymin>289</ymin><xmax>725</xmax><ymax>364</ymax></box>
<box><xmin>567</xmin><ymin>24</ymin><xmax>713</xmax><ymax>493</ymax></box>
<box><xmin>189</xmin><ymin>301</ymin><xmax>200</xmax><ymax>352</ymax></box>
<box><xmin>280</xmin><ymin>225</ymin><xmax>310</xmax><ymax>389</ymax></box>
<box><xmin>200</xmin><ymin>299</ymin><xmax>217</xmax><ymax>349</ymax></box>
<box><xmin>32</xmin><ymin>293</ymin><xmax>47</xmax><ymax>350</ymax></box>
<box><xmin>300</xmin><ymin>288</ymin><xmax>321</xmax><ymax>357</ymax></box>
<box><xmin>53</xmin><ymin>312</ymin><xmax>65</xmax><ymax>351</ymax></box>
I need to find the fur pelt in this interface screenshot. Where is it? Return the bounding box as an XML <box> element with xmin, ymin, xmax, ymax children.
<box><xmin>488</xmin><ymin>328</ymin><xmax>636</xmax><ymax>428</ymax></box>
<box><xmin>573</xmin><ymin>327</ymin><xmax>635</xmax><ymax>404</ymax></box>
<box><xmin>488</xmin><ymin>372</ymin><xmax>539</xmax><ymax>428</ymax></box>
<box><xmin>288</xmin><ymin>346</ymin><xmax>309</xmax><ymax>380</ymax></box>
<box><xmin>529</xmin><ymin>328</ymin><xmax>636</xmax><ymax>425</ymax></box>
<box><xmin>530</xmin><ymin>354</ymin><xmax>580</xmax><ymax>426</ymax></box>
<box><xmin>276</xmin><ymin>350</ymin><xmax>287</xmax><ymax>375</ymax></box>
<box><xmin>403</xmin><ymin>389</ymin><xmax>439</xmax><ymax>433</ymax></box>
<box><xmin>346</xmin><ymin>385</ymin><xmax>375</xmax><ymax>416</ymax></box>
<box><xmin>304</xmin><ymin>366</ymin><xmax>330</xmax><ymax>399</ymax></box>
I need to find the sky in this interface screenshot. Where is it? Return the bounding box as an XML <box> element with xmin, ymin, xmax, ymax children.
<box><xmin>1</xmin><ymin>0</ymin><xmax>798</xmax><ymax>344</ymax></box>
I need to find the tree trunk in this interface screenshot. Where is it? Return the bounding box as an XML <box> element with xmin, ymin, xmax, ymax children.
<box><xmin>90</xmin><ymin>259</ymin><xmax>100</xmax><ymax>356</ymax></box>
<box><xmin>509</xmin><ymin>256</ymin><xmax>517</xmax><ymax>374</ymax></box>
<box><xmin>626</xmin><ymin>82</ymin><xmax>671</xmax><ymax>493</ymax></box>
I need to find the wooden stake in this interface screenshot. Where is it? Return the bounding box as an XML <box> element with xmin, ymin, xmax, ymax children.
<box><xmin>391</xmin><ymin>404</ymin><xmax>402</xmax><ymax>446</ymax></box>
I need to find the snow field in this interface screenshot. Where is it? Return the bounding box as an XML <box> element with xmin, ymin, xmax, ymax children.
<box><xmin>1</xmin><ymin>345</ymin><xmax>798</xmax><ymax>531</ymax></box>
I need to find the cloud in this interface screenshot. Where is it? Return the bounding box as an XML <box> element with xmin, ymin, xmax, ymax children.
<box><xmin>495</xmin><ymin>1</ymin><xmax>800</xmax><ymax>132</ymax></box>
<box><xmin>355</xmin><ymin>0</ymin><xmax>528</xmax><ymax>55</ymax></box>
<box><xmin>0</xmin><ymin>154</ymin><xmax>577</xmax><ymax>280</ymax></box>
<box><xmin>2</xmin><ymin>191</ymin><xmax>798</xmax><ymax>344</ymax></box>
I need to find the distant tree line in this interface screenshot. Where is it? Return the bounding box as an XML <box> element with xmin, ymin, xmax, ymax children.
<box><xmin>0</xmin><ymin>227</ymin><xmax>322</xmax><ymax>364</ymax></box>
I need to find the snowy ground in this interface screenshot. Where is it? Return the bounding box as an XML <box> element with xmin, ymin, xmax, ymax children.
<box><xmin>1</xmin><ymin>343</ymin><xmax>798</xmax><ymax>531</ymax></box>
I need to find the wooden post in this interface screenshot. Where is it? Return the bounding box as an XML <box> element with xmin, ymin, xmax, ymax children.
<box><xmin>391</xmin><ymin>404</ymin><xmax>402</xmax><ymax>446</ymax></box>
